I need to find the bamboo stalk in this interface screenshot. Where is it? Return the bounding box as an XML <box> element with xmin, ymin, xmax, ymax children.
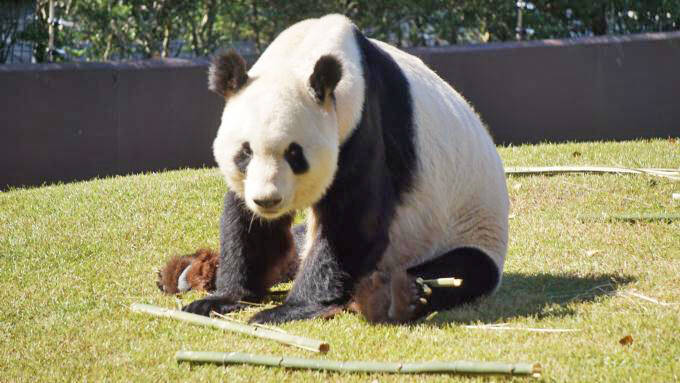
<box><xmin>505</xmin><ymin>166</ymin><xmax>680</xmax><ymax>181</ymax></box>
<box><xmin>618</xmin><ymin>291</ymin><xmax>678</xmax><ymax>306</ymax></box>
<box><xmin>464</xmin><ymin>324</ymin><xmax>579</xmax><ymax>333</ymax></box>
<box><xmin>130</xmin><ymin>304</ymin><xmax>328</xmax><ymax>353</ymax></box>
<box><xmin>580</xmin><ymin>213</ymin><xmax>680</xmax><ymax>223</ymax></box>
<box><xmin>418</xmin><ymin>277</ymin><xmax>463</xmax><ymax>288</ymax></box>
<box><xmin>175</xmin><ymin>351</ymin><xmax>542</xmax><ymax>378</ymax></box>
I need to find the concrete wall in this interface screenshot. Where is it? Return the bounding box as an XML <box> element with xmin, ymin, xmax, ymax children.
<box><xmin>1</xmin><ymin>59</ymin><xmax>224</xmax><ymax>189</ymax></box>
<box><xmin>1</xmin><ymin>32</ymin><xmax>679</xmax><ymax>189</ymax></box>
<box><xmin>412</xmin><ymin>32</ymin><xmax>680</xmax><ymax>144</ymax></box>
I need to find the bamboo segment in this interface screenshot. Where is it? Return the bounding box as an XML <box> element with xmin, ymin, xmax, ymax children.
<box><xmin>580</xmin><ymin>213</ymin><xmax>680</xmax><ymax>223</ymax></box>
<box><xmin>130</xmin><ymin>304</ymin><xmax>328</xmax><ymax>353</ymax></box>
<box><xmin>505</xmin><ymin>166</ymin><xmax>680</xmax><ymax>181</ymax></box>
<box><xmin>419</xmin><ymin>277</ymin><xmax>463</xmax><ymax>288</ymax></box>
<box><xmin>176</xmin><ymin>351</ymin><xmax>542</xmax><ymax>378</ymax></box>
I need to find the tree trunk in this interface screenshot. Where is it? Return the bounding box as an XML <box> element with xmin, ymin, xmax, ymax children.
<box><xmin>251</xmin><ymin>0</ymin><xmax>261</xmax><ymax>53</ymax></box>
<box><xmin>591</xmin><ymin>3</ymin><xmax>608</xmax><ymax>35</ymax></box>
<box><xmin>162</xmin><ymin>24</ymin><xmax>171</xmax><ymax>58</ymax></box>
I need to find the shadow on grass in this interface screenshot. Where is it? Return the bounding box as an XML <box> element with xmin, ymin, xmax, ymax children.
<box><xmin>426</xmin><ymin>272</ymin><xmax>635</xmax><ymax>325</ymax></box>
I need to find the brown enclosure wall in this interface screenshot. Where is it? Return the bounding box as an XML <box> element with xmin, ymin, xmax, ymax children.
<box><xmin>411</xmin><ymin>32</ymin><xmax>680</xmax><ymax>145</ymax></box>
<box><xmin>1</xmin><ymin>32</ymin><xmax>679</xmax><ymax>189</ymax></box>
<box><xmin>1</xmin><ymin>59</ymin><xmax>224</xmax><ymax>189</ymax></box>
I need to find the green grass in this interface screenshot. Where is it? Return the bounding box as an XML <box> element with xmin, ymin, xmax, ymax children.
<box><xmin>1</xmin><ymin>139</ymin><xmax>679</xmax><ymax>382</ymax></box>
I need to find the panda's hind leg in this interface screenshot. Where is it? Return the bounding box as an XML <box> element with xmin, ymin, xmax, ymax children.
<box><xmin>354</xmin><ymin>247</ymin><xmax>500</xmax><ymax>323</ymax></box>
<box><xmin>406</xmin><ymin>247</ymin><xmax>500</xmax><ymax>311</ymax></box>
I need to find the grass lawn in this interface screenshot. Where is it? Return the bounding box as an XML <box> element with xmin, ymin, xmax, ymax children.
<box><xmin>1</xmin><ymin>139</ymin><xmax>678</xmax><ymax>382</ymax></box>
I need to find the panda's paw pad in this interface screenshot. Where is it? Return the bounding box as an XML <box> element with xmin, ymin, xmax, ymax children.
<box><xmin>182</xmin><ymin>297</ymin><xmax>243</xmax><ymax>317</ymax></box>
<box><xmin>388</xmin><ymin>271</ymin><xmax>428</xmax><ymax>322</ymax></box>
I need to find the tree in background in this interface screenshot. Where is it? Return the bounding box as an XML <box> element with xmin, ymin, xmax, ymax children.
<box><xmin>5</xmin><ymin>0</ymin><xmax>679</xmax><ymax>63</ymax></box>
<box><xmin>0</xmin><ymin>1</ymin><xmax>27</xmax><ymax>63</ymax></box>
<box><xmin>71</xmin><ymin>0</ymin><xmax>195</xmax><ymax>60</ymax></box>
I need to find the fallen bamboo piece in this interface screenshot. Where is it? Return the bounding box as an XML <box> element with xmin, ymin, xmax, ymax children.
<box><xmin>130</xmin><ymin>303</ymin><xmax>328</xmax><ymax>353</ymax></box>
<box><xmin>580</xmin><ymin>213</ymin><xmax>680</xmax><ymax>223</ymax></box>
<box><xmin>618</xmin><ymin>291</ymin><xmax>678</xmax><ymax>306</ymax></box>
<box><xmin>211</xmin><ymin>311</ymin><xmax>288</xmax><ymax>333</ymax></box>
<box><xmin>464</xmin><ymin>324</ymin><xmax>579</xmax><ymax>333</ymax></box>
<box><xmin>505</xmin><ymin>166</ymin><xmax>680</xmax><ymax>181</ymax></box>
<box><xmin>418</xmin><ymin>277</ymin><xmax>463</xmax><ymax>288</ymax></box>
<box><xmin>176</xmin><ymin>350</ymin><xmax>542</xmax><ymax>378</ymax></box>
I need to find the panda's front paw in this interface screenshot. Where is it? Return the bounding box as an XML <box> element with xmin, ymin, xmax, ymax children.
<box><xmin>388</xmin><ymin>270</ymin><xmax>428</xmax><ymax>322</ymax></box>
<box><xmin>182</xmin><ymin>296</ymin><xmax>246</xmax><ymax>317</ymax></box>
<box><xmin>249</xmin><ymin>302</ymin><xmax>341</xmax><ymax>324</ymax></box>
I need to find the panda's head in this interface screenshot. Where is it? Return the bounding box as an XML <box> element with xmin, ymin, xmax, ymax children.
<box><xmin>210</xmin><ymin>51</ymin><xmax>343</xmax><ymax>220</ymax></box>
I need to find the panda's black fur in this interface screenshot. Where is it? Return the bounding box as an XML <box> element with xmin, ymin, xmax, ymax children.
<box><xmin>180</xmin><ymin>16</ymin><xmax>506</xmax><ymax>324</ymax></box>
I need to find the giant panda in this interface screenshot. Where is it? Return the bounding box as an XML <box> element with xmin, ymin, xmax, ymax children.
<box><xmin>181</xmin><ymin>14</ymin><xmax>509</xmax><ymax>324</ymax></box>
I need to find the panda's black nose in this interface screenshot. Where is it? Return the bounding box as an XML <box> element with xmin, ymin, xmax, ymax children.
<box><xmin>253</xmin><ymin>197</ymin><xmax>282</xmax><ymax>209</ymax></box>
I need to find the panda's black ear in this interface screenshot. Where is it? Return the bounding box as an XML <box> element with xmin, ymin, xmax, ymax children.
<box><xmin>309</xmin><ymin>55</ymin><xmax>342</xmax><ymax>103</ymax></box>
<box><xmin>209</xmin><ymin>50</ymin><xmax>249</xmax><ymax>98</ymax></box>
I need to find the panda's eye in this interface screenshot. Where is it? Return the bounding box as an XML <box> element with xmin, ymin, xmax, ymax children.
<box><xmin>284</xmin><ymin>142</ymin><xmax>308</xmax><ymax>174</ymax></box>
<box><xmin>234</xmin><ymin>142</ymin><xmax>252</xmax><ymax>174</ymax></box>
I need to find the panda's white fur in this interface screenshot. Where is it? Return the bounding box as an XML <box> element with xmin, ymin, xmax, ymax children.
<box><xmin>372</xmin><ymin>40</ymin><xmax>509</xmax><ymax>279</ymax></box>
<box><xmin>213</xmin><ymin>15</ymin><xmax>367</xmax><ymax>220</ymax></box>
<box><xmin>213</xmin><ymin>74</ymin><xmax>340</xmax><ymax>218</ymax></box>
<box><xmin>202</xmin><ymin>14</ymin><xmax>509</xmax><ymax>323</ymax></box>
<box><xmin>213</xmin><ymin>14</ymin><xmax>508</xmax><ymax>281</ymax></box>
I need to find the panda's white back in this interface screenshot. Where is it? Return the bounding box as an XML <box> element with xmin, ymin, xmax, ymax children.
<box><xmin>373</xmin><ymin>40</ymin><xmax>509</xmax><ymax>276</ymax></box>
<box><xmin>248</xmin><ymin>14</ymin><xmax>508</xmax><ymax>279</ymax></box>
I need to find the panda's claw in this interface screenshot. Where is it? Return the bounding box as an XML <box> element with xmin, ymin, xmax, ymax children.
<box><xmin>414</xmin><ymin>276</ymin><xmax>433</xmax><ymax>296</ymax></box>
<box><xmin>182</xmin><ymin>296</ymin><xmax>246</xmax><ymax>317</ymax></box>
<box><xmin>388</xmin><ymin>270</ymin><xmax>429</xmax><ymax>322</ymax></box>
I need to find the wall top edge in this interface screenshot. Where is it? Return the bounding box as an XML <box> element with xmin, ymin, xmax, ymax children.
<box><xmin>0</xmin><ymin>57</ymin><xmax>211</xmax><ymax>73</ymax></box>
<box><xmin>409</xmin><ymin>31</ymin><xmax>680</xmax><ymax>55</ymax></box>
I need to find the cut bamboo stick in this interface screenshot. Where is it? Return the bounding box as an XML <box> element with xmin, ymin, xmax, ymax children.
<box><xmin>618</xmin><ymin>291</ymin><xmax>678</xmax><ymax>306</ymax></box>
<box><xmin>418</xmin><ymin>277</ymin><xmax>463</xmax><ymax>288</ymax></box>
<box><xmin>175</xmin><ymin>350</ymin><xmax>542</xmax><ymax>378</ymax></box>
<box><xmin>464</xmin><ymin>324</ymin><xmax>579</xmax><ymax>333</ymax></box>
<box><xmin>580</xmin><ymin>213</ymin><xmax>680</xmax><ymax>223</ymax></box>
<box><xmin>130</xmin><ymin>303</ymin><xmax>328</xmax><ymax>353</ymax></box>
<box><xmin>505</xmin><ymin>166</ymin><xmax>680</xmax><ymax>181</ymax></box>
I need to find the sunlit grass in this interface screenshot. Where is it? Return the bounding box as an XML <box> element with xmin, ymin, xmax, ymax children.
<box><xmin>1</xmin><ymin>139</ymin><xmax>678</xmax><ymax>382</ymax></box>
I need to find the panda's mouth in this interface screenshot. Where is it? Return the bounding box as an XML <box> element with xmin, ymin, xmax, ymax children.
<box><xmin>244</xmin><ymin>193</ymin><xmax>290</xmax><ymax>220</ymax></box>
<box><xmin>251</xmin><ymin>205</ymin><xmax>288</xmax><ymax>220</ymax></box>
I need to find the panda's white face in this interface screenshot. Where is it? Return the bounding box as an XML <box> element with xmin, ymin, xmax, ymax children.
<box><xmin>213</xmin><ymin>71</ymin><xmax>339</xmax><ymax>220</ymax></box>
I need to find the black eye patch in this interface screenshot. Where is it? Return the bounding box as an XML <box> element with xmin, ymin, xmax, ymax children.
<box><xmin>284</xmin><ymin>142</ymin><xmax>309</xmax><ymax>174</ymax></box>
<box><xmin>234</xmin><ymin>142</ymin><xmax>252</xmax><ymax>173</ymax></box>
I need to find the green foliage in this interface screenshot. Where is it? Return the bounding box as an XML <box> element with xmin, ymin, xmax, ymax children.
<box><xmin>12</xmin><ymin>0</ymin><xmax>680</xmax><ymax>63</ymax></box>
<box><xmin>0</xmin><ymin>0</ymin><xmax>26</xmax><ymax>63</ymax></box>
<box><xmin>517</xmin><ymin>1</ymin><xmax>680</xmax><ymax>40</ymax></box>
